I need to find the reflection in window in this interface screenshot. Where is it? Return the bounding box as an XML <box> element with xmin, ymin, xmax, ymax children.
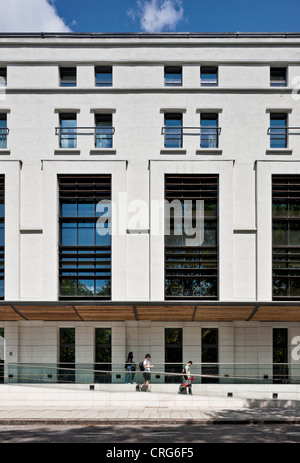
<box><xmin>165</xmin><ymin>328</ymin><xmax>182</xmax><ymax>383</ymax></box>
<box><xmin>270</xmin><ymin>67</ymin><xmax>287</xmax><ymax>87</ymax></box>
<box><xmin>59</xmin><ymin>328</ymin><xmax>75</xmax><ymax>383</ymax></box>
<box><xmin>0</xmin><ymin>177</ymin><xmax>4</xmax><ymax>300</ymax></box>
<box><xmin>95</xmin><ymin>66</ymin><xmax>112</xmax><ymax>86</ymax></box>
<box><xmin>0</xmin><ymin>115</ymin><xmax>7</xmax><ymax>149</ymax></box>
<box><xmin>95</xmin><ymin>328</ymin><xmax>112</xmax><ymax>383</ymax></box>
<box><xmin>59</xmin><ymin>113</ymin><xmax>77</xmax><ymax>149</ymax></box>
<box><xmin>164</xmin><ymin>66</ymin><xmax>182</xmax><ymax>86</ymax></box>
<box><xmin>165</xmin><ymin>174</ymin><xmax>218</xmax><ymax>300</ymax></box>
<box><xmin>164</xmin><ymin>113</ymin><xmax>182</xmax><ymax>148</ymax></box>
<box><xmin>60</xmin><ymin>67</ymin><xmax>76</xmax><ymax>87</ymax></box>
<box><xmin>95</xmin><ymin>114</ymin><xmax>113</xmax><ymax>148</ymax></box>
<box><xmin>270</xmin><ymin>113</ymin><xmax>287</xmax><ymax>149</ymax></box>
<box><xmin>200</xmin><ymin>113</ymin><xmax>219</xmax><ymax>148</ymax></box>
<box><xmin>201</xmin><ymin>66</ymin><xmax>218</xmax><ymax>86</ymax></box>
<box><xmin>273</xmin><ymin>175</ymin><xmax>300</xmax><ymax>300</ymax></box>
<box><xmin>59</xmin><ymin>175</ymin><xmax>111</xmax><ymax>300</ymax></box>
<box><xmin>202</xmin><ymin>328</ymin><xmax>219</xmax><ymax>383</ymax></box>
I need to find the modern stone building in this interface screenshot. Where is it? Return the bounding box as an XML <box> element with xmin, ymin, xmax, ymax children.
<box><xmin>0</xmin><ymin>32</ymin><xmax>300</xmax><ymax>385</ymax></box>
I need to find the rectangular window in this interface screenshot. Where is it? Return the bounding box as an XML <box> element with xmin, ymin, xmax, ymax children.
<box><xmin>273</xmin><ymin>328</ymin><xmax>289</xmax><ymax>383</ymax></box>
<box><xmin>270</xmin><ymin>67</ymin><xmax>287</xmax><ymax>87</ymax></box>
<box><xmin>59</xmin><ymin>113</ymin><xmax>77</xmax><ymax>149</ymax></box>
<box><xmin>165</xmin><ymin>174</ymin><xmax>218</xmax><ymax>300</ymax></box>
<box><xmin>272</xmin><ymin>175</ymin><xmax>300</xmax><ymax>300</ymax></box>
<box><xmin>202</xmin><ymin>328</ymin><xmax>219</xmax><ymax>383</ymax></box>
<box><xmin>165</xmin><ymin>328</ymin><xmax>182</xmax><ymax>383</ymax></box>
<box><xmin>200</xmin><ymin>113</ymin><xmax>219</xmax><ymax>148</ymax></box>
<box><xmin>0</xmin><ymin>115</ymin><xmax>7</xmax><ymax>149</ymax></box>
<box><xmin>164</xmin><ymin>66</ymin><xmax>182</xmax><ymax>86</ymax></box>
<box><xmin>59</xmin><ymin>175</ymin><xmax>111</xmax><ymax>300</ymax></box>
<box><xmin>95</xmin><ymin>328</ymin><xmax>112</xmax><ymax>383</ymax></box>
<box><xmin>0</xmin><ymin>327</ymin><xmax>4</xmax><ymax>384</ymax></box>
<box><xmin>270</xmin><ymin>113</ymin><xmax>287</xmax><ymax>148</ymax></box>
<box><xmin>95</xmin><ymin>114</ymin><xmax>113</xmax><ymax>148</ymax></box>
<box><xmin>59</xmin><ymin>328</ymin><xmax>75</xmax><ymax>383</ymax></box>
<box><xmin>95</xmin><ymin>66</ymin><xmax>112</xmax><ymax>86</ymax></box>
<box><xmin>0</xmin><ymin>177</ymin><xmax>4</xmax><ymax>300</ymax></box>
<box><xmin>60</xmin><ymin>67</ymin><xmax>76</xmax><ymax>87</ymax></box>
<box><xmin>201</xmin><ymin>66</ymin><xmax>218</xmax><ymax>86</ymax></box>
<box><xmin>164</xmin><ymin>113</ymin><xmax>183</xmax><ymax>148</ymax></box>
<box><xmin>0</xmin><ymin>68</ymin><xmax>7</xmax><ymax>87</ymax></box>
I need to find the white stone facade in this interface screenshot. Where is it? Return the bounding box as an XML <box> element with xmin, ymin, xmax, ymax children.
<box><xmin>0</xmin><ymin>33</ymin><xmax>300</xmax><ymax>384</ymax></box>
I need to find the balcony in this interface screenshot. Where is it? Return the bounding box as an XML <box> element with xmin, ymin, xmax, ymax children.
<box><xmin>161</xmin><ymin>126</ymin><xmax>222</xmax><ymax>150</ymax></box>
<box><xmin>55</xmin><ymin>126</ymin><xmax>115</xmax><ymax>150</ymax></box>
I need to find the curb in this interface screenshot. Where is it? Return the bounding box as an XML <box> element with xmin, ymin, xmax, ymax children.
<box><xmin>1</xmin><ymin>417</ymin><xmax>300</xmax><ymax>425</ymax></box>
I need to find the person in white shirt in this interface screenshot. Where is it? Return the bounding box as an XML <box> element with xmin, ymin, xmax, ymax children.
<box><xmin>136</xmin><ymin>354</ymin><xmax>154</xmax><ymax>392</ymax></box>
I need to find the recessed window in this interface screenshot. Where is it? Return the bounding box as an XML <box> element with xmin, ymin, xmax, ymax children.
<box><xmin>0</xmin><ymin>68</ymin><xmax>7</xmax><ymax>87</ymax></box>
<box><xmin>59</xmin><ymin>113</ymin><xmax>77</xmax><ymax>149</ymax></box>
<box><xmin>95</xmin><ymin>66</ymin><xmax>112</xmax><ymax>86</ymax></box>
<box><xmin>269</xmin><ymin>113</ymin><xmax>287</xmax><ymax>148</ymax></box>
<box><xmin>165</xmin><ymin>174</ymin><xmax>218</xmax><ymax>300</ymax></box>
<box><xmin>201</xmin><ymin>66</ymin><xmax>218</xmax><ymax>86</ymax></box>
<box><xmin>272</xmin><ymin>175</ymin><xmax>300</xmax><ymax>301</ymax></box>
<box><xmin>60</xmin><ymin>67</ymin><xmax>77</xmax><ymax>87</ymax></box>
<box><xmin>95</xmin><ymin>114</ymin><xmax>113</xmax><ymax>148</ymax></box>
<box><xmin>164</xmin><ymin>113</ymin><xmax>183</xmax><ymax>148</ymax></box>
<box><xmin>200</xmin><ymin>113</ymin><xmax>219</xmax><ymax>148</ymax></box>
<box><xmin>59</xmin><ymin>175</ymin><xmax>111</xmax><ymax>300</ymax></box>
<box><xmin>164</xmin><ymin>66</ymin><xmax>182</xmax><ymax>86</ymax></box>
<box><xmin>0</xmin><ymin>115</ymin><xmax>8</xmax><ymax>149</ymax></box>
<box><xmin>270</xmin><ymin>67</ymin><xmax>287</xmax><ymax>87</ymax></box>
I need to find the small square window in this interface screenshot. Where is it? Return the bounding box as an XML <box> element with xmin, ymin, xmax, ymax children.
<box><xmin>0</xmin><ymin>68</ymin><xmax>7</xmax><ymax>87</ymax></box>
<box><xmin>270</xmin><ymin>67</ymin><xmax>287</xmax><ymax>87</ymax></box>
<box><xmin>201</xmin><ymin>66</ymin><xmax>218</xmax><ymax>86</ymax></box>
<box><xmin>95</xmin><ymin>66</ymin><xmax>112</xmax><ymax>86</ymax></box>
<box><xmin>60</xmin><ymin>67</ymin><xmax>76</xmax><ymax>87</ymax></box>
<box><xmin>164</xmin><ymin>66</ymin><xmax>182</xmax><ymax>86</ymax></box>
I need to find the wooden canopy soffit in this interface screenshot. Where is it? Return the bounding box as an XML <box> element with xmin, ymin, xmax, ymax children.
<box><xmin>0</xmin><ymin>303</ymin><xmax>299</xmax><ymax>322</ymax></box>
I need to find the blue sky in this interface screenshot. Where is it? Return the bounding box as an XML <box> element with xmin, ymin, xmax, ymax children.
<box><xmin>0</xmin><ymin>0</ymin><xmax>300</xmax><ymax>34</ymax></box>
<box><xmin>57</xmin><ymin>0</ymin><xmax>300</xmax><ymax>33</ymax></box>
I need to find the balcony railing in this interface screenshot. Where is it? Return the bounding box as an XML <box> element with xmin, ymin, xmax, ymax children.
<box><xmin>0</xmin><ymin>128</ymin><xmax>9</xmax><ymax>149</ymax></box>
<box><xmin>267</xmin><ymin>126</ymin><xmax>300</xmax><ymax>148</ymax></box>
<box><xmin>55</xmin><ymin>126</ymin><xmax>115</xmax><ymax>149</ymax></box>
<box><xmin>161</xmin><ymin>126</ymin><xmax>222</xmax><ymax>149</ymax></box>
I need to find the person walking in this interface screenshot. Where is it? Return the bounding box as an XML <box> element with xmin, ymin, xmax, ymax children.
<box><xmin>136</xmin><ymin>354</ymin><xmax>154</xmax><ymax>392</ymax></box>
<box><xmin>179</xmin><ymin>360</ymin><xmax>193</xmax><ymax>395</ymax></box>
<box><xmin>125</xmin><ymin>351</ymin><xmax>135</xmax><ymax>384</ymax></box>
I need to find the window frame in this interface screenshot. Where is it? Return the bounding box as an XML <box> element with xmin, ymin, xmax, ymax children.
<box><xmin>201</xmin><ymin>66</ymin><xmax>218</xmax><ymax>87</ymax></box>
<box><xmin>59</xmin><ymin>67</ymin><xmax>77</xmax><ymax>87</ymax></box>
<box><xmin>164</xmin><ymin>66</ymin><xmax>182</xmax><ymax>87</ymax></box>
<box><xmin>270</xmin><ymin>67</ymin><xmax>287</xmax><ymax>87</ymax></box>
<box><xmin>95</xmin><ymin>66</ymin><xmax>113</xmax><ymax>87</ymax></box>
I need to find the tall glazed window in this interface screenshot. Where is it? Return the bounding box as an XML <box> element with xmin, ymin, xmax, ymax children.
<box><xmin>59</xmin><ymin>175</ymin><xmax>111</xmax><ymax>300</ymax></box>
<box><xmin>273</xmin><ymin>175</ymin><xmax>300</xmax><ymax>300</ymax></box>
<box><xmin>0</xmin><ymin>176</ymin><xmax>4</xmax><ymax>299</ymax></box>
<box><xmin>165</xmin><ymin>174</ymin><xmax>218</xmax><ymax>300</ymax></box>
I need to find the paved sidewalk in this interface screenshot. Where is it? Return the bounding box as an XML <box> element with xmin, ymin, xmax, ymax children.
<box><xmin>1</xmin><ymin>391</ymin><xmax>300</xmax><ymax>425</ymax></box>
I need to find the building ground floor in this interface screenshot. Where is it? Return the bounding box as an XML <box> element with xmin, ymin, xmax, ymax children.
<box><xmin>1</xmin><ymin>314</ymin><xmax>300</xmax><ymax>385</ymax></box>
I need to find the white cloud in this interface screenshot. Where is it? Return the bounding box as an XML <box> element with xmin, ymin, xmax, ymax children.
<box><xmin>0</xmin><ymin>0</ymin><xmax>71</xmax><ymax>32</ymax></box>
<box><xmin>129</xmin><ymin>0</ymin><xmax>184</xmax><ymax>33</ymax></box>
